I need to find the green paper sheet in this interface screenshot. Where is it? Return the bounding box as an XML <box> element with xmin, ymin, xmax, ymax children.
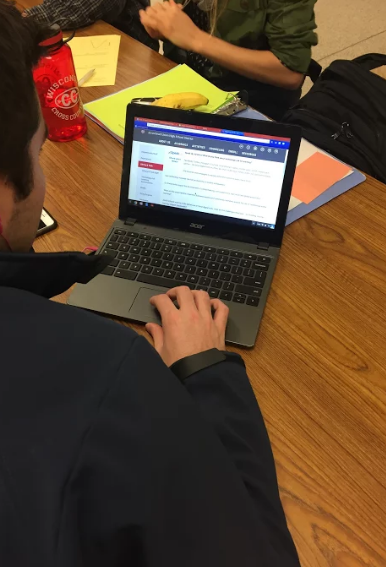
<box><xmin>84</xmin><ymin>65</ymin><xmax>236</xmax><ymax>142</ymax></box>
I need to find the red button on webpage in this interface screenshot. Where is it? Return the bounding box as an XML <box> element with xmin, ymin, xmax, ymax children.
<box><xmin>138</xmin><ymin>161</ymin><xmax>163</xmax><ymax>171</ymax></box>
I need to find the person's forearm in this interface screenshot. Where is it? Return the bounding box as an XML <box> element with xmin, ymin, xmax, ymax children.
<box><xmin>184</xmin><ymin>360</ymin><xmax>300</xmax><ymax>565</ymax></box>
<box><xmin>193</xmin><ymin>31</ymin><xmax>304</xmax><ymax>90</ymax></box>
<box><xmin>184</xmin><ymin>360</ymin><xmax>283</xmax><ymax>505</ymax></box>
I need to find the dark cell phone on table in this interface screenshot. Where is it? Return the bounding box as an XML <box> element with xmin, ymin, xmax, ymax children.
<box><xmin>37</xmin><ymin>208</ymin><xmax>58</xmax><ymax>237</ymax></box>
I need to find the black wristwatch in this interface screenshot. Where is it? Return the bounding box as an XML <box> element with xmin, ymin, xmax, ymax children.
<box><xmin>170</xmin><ymin>348</ymin><xmax>245</xmax><ymax>382</ymax></box>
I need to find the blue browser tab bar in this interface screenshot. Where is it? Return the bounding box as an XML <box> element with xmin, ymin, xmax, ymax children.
<box><xmin>221</xmin><ymin>129</ymin><xmax>244</xmax><ymax>136</ymax></box>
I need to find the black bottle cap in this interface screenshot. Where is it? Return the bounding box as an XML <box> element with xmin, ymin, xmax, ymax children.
<box><xmin>38</xmin><ymin>24</ymin><xmax>63</xmax><ymax>49</ymax></box>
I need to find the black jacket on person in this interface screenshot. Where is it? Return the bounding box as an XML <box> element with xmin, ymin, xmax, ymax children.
<box><xmin>0</xmin><ymin>251</ymin><xmax>300</xmax><ymax>566</ymax></box>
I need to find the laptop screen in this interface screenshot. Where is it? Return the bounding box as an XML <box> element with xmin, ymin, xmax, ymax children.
<box><xmin>127</xmin><ymin>116</ymin><xmax>291</xmax><ymax>230</ymax></box>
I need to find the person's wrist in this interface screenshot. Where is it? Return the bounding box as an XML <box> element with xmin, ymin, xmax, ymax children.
<box><xmin>190</xmin><ymin>28</ymin><xmax>209</xmax><ymax>54</ymax></box>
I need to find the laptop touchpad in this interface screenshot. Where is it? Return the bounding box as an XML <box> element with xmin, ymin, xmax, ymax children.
<box><xmin>129</xmin><ymin>287</ymin><xmax>163</xmax><ymax>325</ymax></box>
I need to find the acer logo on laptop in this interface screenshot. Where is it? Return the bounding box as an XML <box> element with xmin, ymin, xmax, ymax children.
<box><xmin>190</xmin><ymin>223</ymin><xmax>205</xmax><ymax>229</ymax></box>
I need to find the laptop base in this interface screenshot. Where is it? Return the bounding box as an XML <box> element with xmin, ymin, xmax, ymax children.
<box><xmin>68</xmin><ymin>220</ymin><xmax>278</xmax><ymax>348</ymax></box>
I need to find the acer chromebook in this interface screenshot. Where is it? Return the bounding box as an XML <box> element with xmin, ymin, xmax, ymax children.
<box><xmin>68</xmin><ymin>104</ymin><xmax>301</xmax><ymax>347</ymax></box>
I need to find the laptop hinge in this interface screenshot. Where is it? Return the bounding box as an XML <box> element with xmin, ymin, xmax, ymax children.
<box><xmin>124</xmin><ymin>218</ymin><xmax>137</xmax><ymax>226</ymax></box>
<box><xmin>257</xmin><ymin>242</ymin><xmax>269</xmax><ymax>251</ymax></box>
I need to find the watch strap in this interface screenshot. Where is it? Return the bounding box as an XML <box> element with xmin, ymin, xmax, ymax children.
<box><xmin>170</xmin><ymin>348</ymin><xmax>245</xmax><ymax>382</ymax></box>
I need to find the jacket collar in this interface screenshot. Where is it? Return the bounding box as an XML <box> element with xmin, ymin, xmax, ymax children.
<box><xmin>0</xmin><ymin>250</ymin><xmax>109</xmax><ymax>298</ymax></box>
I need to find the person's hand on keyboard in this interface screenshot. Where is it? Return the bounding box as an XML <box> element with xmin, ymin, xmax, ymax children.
<box><xmin>146</xmin><ymin>286</ymin><xmax>229</xmax><ymax>367</ymax></box>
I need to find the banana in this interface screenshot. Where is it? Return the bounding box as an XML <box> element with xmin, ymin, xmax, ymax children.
<box><xmin>152</xmin><ymin>92</ymin><xmax>209</xmax><ymax>110</ymax></box>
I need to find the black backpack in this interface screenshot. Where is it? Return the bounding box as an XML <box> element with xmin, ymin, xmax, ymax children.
<box><xmin>282</xmin><ymin>53</ymin><xmax>386</xmax><ymax>183</ymax></box>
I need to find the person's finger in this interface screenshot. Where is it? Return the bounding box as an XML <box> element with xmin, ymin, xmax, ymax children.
<box><xmin>153</xmin><ymin>1</ymin><xmax>166</xmax><ymax>12</ymax></box>
<box><xmin>143</xmin><ymin>11</ymin><xmax>159</xmax><ymax>23</ymax></box>
<box><xmin>210</xmin><ymin>298</ymin><xmax>229</xmax><ymax>331</ymax></box>
<box><xmin>150</xmin><ymin>293</ymin><xmax>177</xmax><ymax>325</ymax></box>
<box><xmin>166</xmin><ymin>286</ymin><xmax>196</xmax><ymax>310</ymax></box>
<box><xmin>145</xmin><ymin>323</ymin><xmax>164</xmax><ymax>352</ymax></box>
<box><xmin>142</xmin><ymin>6</ymin><xmax>154</xmax><ymax>16</ymax></box>
<box><xmin>141</xmin><ymin>16</ymin><xmax>162</xmax><ymax>38</ymax></box>
<box><xmin>177</xmin><ymin>2</ymin><xmax>184</xmax><ymax>8</ymax></box>
<box><xmin>159</xmin><ymin>0</ymin><xmax>172</xmax><ymax>11</ymax></box>
<box><xmin>139</xmin><ymin>11</ymin><xmax>153</xmax><ymax>25</ymax></box>
<box><xmin>141</xmin><ymin>9</ymin><xmax>159</xmax><ymax>25</ymax></box>
<box><xmin>192</xmin><ymin>290</ymin><xmax>211</xmax><ymax>314</ymax></box>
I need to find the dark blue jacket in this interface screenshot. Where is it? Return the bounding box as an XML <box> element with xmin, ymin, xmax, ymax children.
<box><xmin>0</xmin><ymin>251</ymin><xmax>300</xmax><ymax>566</ymax></box>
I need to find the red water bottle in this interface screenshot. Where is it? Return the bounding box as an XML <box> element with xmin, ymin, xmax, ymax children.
<box><xmin>33</xmin><ymin>25</ymin><xmax>87</xmax><ymax>142</ymax></box>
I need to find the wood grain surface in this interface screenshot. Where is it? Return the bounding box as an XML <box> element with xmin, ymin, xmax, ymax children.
<box><xmin>17</xmin><ymin>6</ymin><xmax>386</xmax><ymax>566</ymax></box>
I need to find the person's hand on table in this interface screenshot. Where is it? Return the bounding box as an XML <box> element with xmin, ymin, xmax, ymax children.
<box><xmin>146</xmin><ymin>287</ymin><xmax>229</xmax><ymax>367</ymax></box>
<box><xmin>139</xmin><ymin>0</ymin><xmax>203</xmax><ymax>51</ymax></box>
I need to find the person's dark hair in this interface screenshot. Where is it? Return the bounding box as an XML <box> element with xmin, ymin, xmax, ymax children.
<box><xmin>0</xmin><ymin>1</ymin><xmax>45</xmax><ymax>200</ymax></box>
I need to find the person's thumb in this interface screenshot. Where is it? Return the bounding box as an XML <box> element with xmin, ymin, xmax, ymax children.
<box><xmin>146</xmin><ymin>323</ymin><xmax>164</xmax><ymax>352</ymax></box>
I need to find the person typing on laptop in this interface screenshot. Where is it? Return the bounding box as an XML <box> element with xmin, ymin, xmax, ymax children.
<box><xmin>68</xmin><ymin>106</ymin><xmax>300</xmax><ymax>347</ymax></box>
<box><xmin>0</xmin><ymin>2</ymin><xmax>300</xmax><ymax>565</ymax></box>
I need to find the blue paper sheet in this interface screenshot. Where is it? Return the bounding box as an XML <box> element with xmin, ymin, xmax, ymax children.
<box><xmin>238</xmin><ymin>108</ymin><xmax>269</xmax><ymax>121</ymax></box>
<box><xmin>237</xmin><ymin>107</ymin><xmax>366</xmax><ymax>225</ymax></box>
<box><xmin>285</xmin><ymin>170</ymin><xmax>365</xmax><ymax>224</ymax></box>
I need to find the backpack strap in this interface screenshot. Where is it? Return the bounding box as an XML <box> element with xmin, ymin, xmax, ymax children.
<box><xmin>307</xmin><ymin>59</ymin><xmax>322</xmax><ymax>83</ymax></box>
<box><xmin>352</xmin><ymin>53</ymin><xmax>386</xmax><ymax>71</ymax></box>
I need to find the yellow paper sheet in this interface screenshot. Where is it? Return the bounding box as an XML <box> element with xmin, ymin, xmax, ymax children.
<box><xmin>69</xmin><ymin>35</ymin><xmax>121</xmax><ymax>87</ymax></box>
<box><xmin>84</xmin><ymin>65</ymin><xmax>236</xmax><ymax>141</ymax></box>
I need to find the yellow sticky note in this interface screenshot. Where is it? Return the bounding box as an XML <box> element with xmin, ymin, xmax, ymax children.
<box><xmin>84</xmin><ymin>65</ymin><xmax>237</xmax><ymax>141</ymax></box>
<box><xmin>69</xmin><ymin>35</ymin><xmax>121</xmax><ymax>87</ymax></box>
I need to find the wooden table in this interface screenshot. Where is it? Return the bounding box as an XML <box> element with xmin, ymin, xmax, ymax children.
<box><xmin>20</xmin><ymin>5</ymin><xmax>386</xmax><ymax>566</ymax></box>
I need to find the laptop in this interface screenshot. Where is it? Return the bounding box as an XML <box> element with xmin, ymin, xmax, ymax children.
<box><xmin>68</xmin><ymin>104</ymin><xmax>300</xmax><ymax>347</ymax></box>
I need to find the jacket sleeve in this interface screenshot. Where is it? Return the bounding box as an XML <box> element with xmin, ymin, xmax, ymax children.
<box><xmin>60</xmin><ymin>336</ymin><xmax>298</xmax><ymax>567</ymax></box>
<box><xmin>265</xmin><ymin>0</ymin><xmax>318</xmax><ymax>74</ymax></box>
<box><xmin>25</xmin><ymin>0</ymin><xmax>126</xmax><ymax>30</ymax></box>
<box><xmin>183</xmin><ymin>356</ymin><xmax>301</xmax><ymax>566</ymax></box>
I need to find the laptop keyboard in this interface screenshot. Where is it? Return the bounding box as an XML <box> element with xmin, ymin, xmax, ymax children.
<box><xmin>100</xmin><ymin>229</ymin><xmax>273</xmax><ymax>306</ymax></box>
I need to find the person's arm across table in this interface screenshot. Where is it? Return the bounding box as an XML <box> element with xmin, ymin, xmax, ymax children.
<box><xmin>139</xmin><ymin>0</ymin><xmax>314</xmax><ymax>89</ymax></box>
<box><xmin>65</xmin><ymin>286</ymin><xmax>300</xmax><ymax>565</ymax></box>
<box><xmin>145</xmin><ymin>286</ymin><xmax>301</xmax><ymax>565</ymax></box>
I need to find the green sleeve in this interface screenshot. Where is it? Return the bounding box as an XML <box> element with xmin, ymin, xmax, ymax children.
<box><xmin>265</xmin><ymin>0</ymin><xmax>318</xmax><ymax>74</ymax></box>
